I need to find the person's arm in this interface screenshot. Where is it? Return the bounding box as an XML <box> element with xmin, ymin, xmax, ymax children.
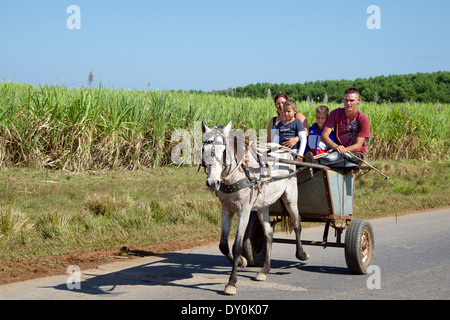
<box><xmin>266</xmin><ymin>118</ymin><xmax>274</xmax><ymax>142</ymax></box>
<box><xmin>321</xmin><ymin>126</ymin><xmax>342</xmax><ymax>153</ymax></box>
<box><xmin>344</xmin><ymin>137</ymin><xmax>366</xmax><ymax>153</ymax></box>
<box><xmin>295</xmin><ymin>113</ymin><xmax>309</xmax><ymax>136</ymax></box>
<box><xmin>297</xmin><ymin>130</ymin><xmax>307</xmax><ymax>156</ymax></box>
<box><xmin>322</xmin><ymin>126</ymin><xmax>365</xmax><ymax>155</ymax></box>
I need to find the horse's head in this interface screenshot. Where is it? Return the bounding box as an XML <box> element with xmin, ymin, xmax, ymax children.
<box><xmin>201</xmin><ymin>121</ymin><xmax>232</xmax><ymax>191</ymax></box>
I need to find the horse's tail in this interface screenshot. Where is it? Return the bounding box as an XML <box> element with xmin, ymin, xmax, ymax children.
<box><xmin>276</xmin><ymin>202</ymin><xmax>294</xmax><ymax>233</ymax></box>
<box><xmin>279</xmin><ymin>215</ymin><xmax>294</xmax><ymax>233</ymax></box>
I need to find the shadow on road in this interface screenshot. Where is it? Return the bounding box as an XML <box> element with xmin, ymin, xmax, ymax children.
<box><xmin>52</xmin><ymin>251</ymin><xmax>226</xmax><ymax>296</ymax></box>
<box><xmin>49</xmin><ymin>250</ymin><xmax>324</xmax><ymax>296</ymax></box>
<box><xmin>297</xmin><ymin>265</ymin><xmax>349</xmax><ymax>275</ymax></box>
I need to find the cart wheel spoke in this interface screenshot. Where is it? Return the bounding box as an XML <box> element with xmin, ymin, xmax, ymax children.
<box><xmin>361</xmin><ymin>230</ymin><xmax>371</xmax><ymax>265</ymax></box>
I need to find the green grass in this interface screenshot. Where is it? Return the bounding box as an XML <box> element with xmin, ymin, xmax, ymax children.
<box><xmin>0</xmin><ymin>160</ymin><xmax>449</xmax><ymax>262</ymax></box>
<box><xmin>354</xmin><ymin>160</ymin><xmax>449</xmax><ymax>218</ymax></box>
<box><xmin>0</xmin><ymin>166</ymin><xmax>222</xmax><ymax>260</ymax></box>
<box><xmin>0</xmin><ymin>82</ymin><xmax>448</xmax><ymax>171</ymax></box>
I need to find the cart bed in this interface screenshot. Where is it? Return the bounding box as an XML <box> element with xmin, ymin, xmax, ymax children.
<box><xmin>269</xmin><ymin>167</ymin><xmax>357</xmax><ymax>222</ymax></box>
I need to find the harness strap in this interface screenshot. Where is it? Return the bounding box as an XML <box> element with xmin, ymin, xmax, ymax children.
<box><xmin>219</xmin><ymin>166</ymin><xmax>302</xmax><ymax>194</ymax></box>
<box><xmin>219</xmin><ymin>177</ymin><xmax>258</xmax><ymax>194</ymax></box>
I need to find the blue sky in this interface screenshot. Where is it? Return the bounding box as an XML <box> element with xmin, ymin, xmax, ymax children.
<box><xmin>0</xmin><ymin>0</ymin><xmax>449</xmax><ymax>91</ymax></box>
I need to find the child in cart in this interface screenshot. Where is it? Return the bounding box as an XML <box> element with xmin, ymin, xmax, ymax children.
<box><xmin>304</xmin><ymin>105</ymin><xmax>337</xmax><ymax>163</ymax></box>
<box><xmin>276</xmin><ymin>99</ymin><xmax>307</xmax><ymax>160</ymax></box>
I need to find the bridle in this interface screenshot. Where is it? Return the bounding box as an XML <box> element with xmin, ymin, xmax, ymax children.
<box><xmin>200</xmin><ymin>125</ymin><xmax>309</xmax><ymax>195</ymax></box>
<box><xmin>200</xmin><ymin>127</ymin><xmax>264</xmax><ymax>194</ymax></box>
<box><xmin>200</xmin><ymin>127</ymin><xmax>234</xmax><ymax>178</ymax></box>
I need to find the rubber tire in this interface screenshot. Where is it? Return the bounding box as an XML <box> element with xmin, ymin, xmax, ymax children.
<box><xmin>344</xmin><ymin>219</ymin><xmax>375</xmax><ymax>274</ymax></box>
<box><xmin>242</xmin><ymin>211</ymin><xmax>266</xmax><ymax>267</ymax></box>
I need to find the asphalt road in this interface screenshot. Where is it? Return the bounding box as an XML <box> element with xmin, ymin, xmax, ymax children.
<box><xmin>0</xmin><ymin>208</ymin><xmax>448</xmax><ymax>301</ymax></box>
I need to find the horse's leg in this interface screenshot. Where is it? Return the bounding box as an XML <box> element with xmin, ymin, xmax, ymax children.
<box><xmin>224</xmin><ymin>209</ymin><xmax>251</xmax><ymax>295</ymax></box>
<box><xmin>254</xmin><ymin>207</ymin><xmax>273</xmax><ymax>281</ymax></box>
<box><xmin>219</xmin><ymin>209</ymin><xmax>234</xmax><ymax>264</ymax></box>
<box><xmin>281</xmin><ymin>183</ymin><xmax>309</xmax><ymax>261</ymax></box>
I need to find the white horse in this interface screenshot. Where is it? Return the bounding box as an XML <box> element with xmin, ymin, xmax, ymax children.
<box><xmin>201</xmin><ymin>121</ymin><xmax>309</xmax><ymax>295</ymax></box>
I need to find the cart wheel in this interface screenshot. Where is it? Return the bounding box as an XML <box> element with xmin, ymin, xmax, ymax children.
<box><xmin>344</xmin><ymin>219</ymin><xmax>374</xmax><ymax>274</ymax></box>
<box><xmin>242</xmin><ymin>211</ymin><xmax>266</xmax><ymax>267</ymax></box>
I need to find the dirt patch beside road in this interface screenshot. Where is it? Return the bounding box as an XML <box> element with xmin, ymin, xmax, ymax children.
<box><xmin>0</xmin><ymin>237</ymin><xmax>217</xmax><ymax>286</ymax></box>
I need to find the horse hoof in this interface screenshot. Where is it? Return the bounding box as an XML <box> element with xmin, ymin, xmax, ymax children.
<box><xmin>239</xmin><ymin>256</ymin><xmax>247</xmax><ymax>268</ymax></box>
<box><xmin>297</xmin><ymin>251</ymin><xmax>310</xmax><ymax>261</ymax></box>
<box><xmin>303</xmin><ymin>252</ymin><xmax>310</xmax><ymax>261</ymax></box>
<box><xmin>255</xmin><ymin>272</ymin><xmax>267</xmax><ymax>281</ymax></box>
<box><xmin>224</xmin><ymin>285</ymin><xmax>237</xmax><ymax>295</ymax></box>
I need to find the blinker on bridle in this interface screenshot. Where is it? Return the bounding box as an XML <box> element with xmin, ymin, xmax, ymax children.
<box><xmin>201</xmin><ymin>128</ymin><xmax>231</xmax><ymax>175</ymax></box>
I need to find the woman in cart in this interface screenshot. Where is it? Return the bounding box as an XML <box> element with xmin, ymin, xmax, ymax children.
<box><xmin>267</xmin><ymin>93</ymin><xmax>309</xmax><ymax>146</ymax></box>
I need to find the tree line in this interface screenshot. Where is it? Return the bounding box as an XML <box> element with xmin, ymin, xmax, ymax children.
<box><xmin>202</xmin><ymin>71</ymin><xmax>450</xmax><ymax>103</ymax></box>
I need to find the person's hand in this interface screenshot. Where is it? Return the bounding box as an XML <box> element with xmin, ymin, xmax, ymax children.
<box><xmin>283</xmin><ymin>137</ymin><xmax>298</xmax><ymax>148</ymax></box>
<box><xmin>334</xmin><ymin>144</ymin><xmax>347</xmax><ymax>155</ymax></box>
